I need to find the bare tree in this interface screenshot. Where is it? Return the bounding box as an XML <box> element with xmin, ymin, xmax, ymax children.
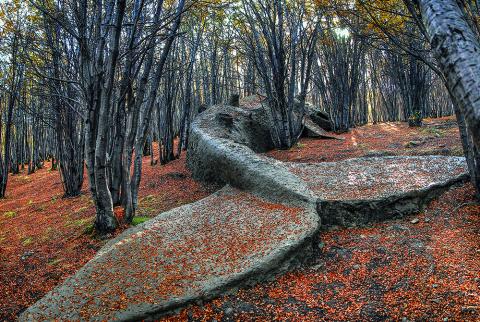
<box><xmin>240</xmin><ymin>0</ymin><xmax>319</xmax><ymax>149</ymax></box>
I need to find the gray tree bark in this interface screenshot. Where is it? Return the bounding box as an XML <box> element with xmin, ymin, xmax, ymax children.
<box><xmin>417</xmin><ymin>0</ymin><xmax>480</xmax><ymax>197</ymax></box>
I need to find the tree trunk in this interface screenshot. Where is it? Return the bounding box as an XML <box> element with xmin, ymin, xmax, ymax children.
<box><xmin>417</xmin><ymin>0</ymin><xmax>480</xmax><ymax>197</ymax></box>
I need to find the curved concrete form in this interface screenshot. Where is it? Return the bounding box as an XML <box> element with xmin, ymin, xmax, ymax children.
<box><xmin>20</xmin><ymin>186</ymin><xmax>318</xmax><ymax>321</ymax></box>
<box><xmin>187</xmin><ymin>104</ymin><xmax>315</xmax><ymax>205</ymax></box>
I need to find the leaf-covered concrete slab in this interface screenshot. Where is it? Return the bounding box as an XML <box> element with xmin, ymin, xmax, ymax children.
<box><xmin>287</xmin><ymin>156</ymin><xmax>468</xmax><ymax>226</ymax></box>
<box><xmin>20</xmin><ymin>186</ymin><xmax>318</xmax><ymax>321</ymax></box>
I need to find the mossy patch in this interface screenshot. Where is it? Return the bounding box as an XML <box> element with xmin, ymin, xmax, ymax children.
<box><xmin>40</xmin><ymin>227</ymin><xmax>55</xmax><ymax>241</ymax></box>
<box><xmin>75</xmin><ymin>206</ymin><xmax>88</xmax><ymax>214</ymax></box>
<box><xmin>141</xmin><ymin>195</ymin><xmax>155</xmax><ymax>202</ymax></box>
<box><xmin>137</xmin><ymin>206</ymin><xmax>157</xmax><ymax>216</ymax></box>
<box><xmin>132</xmin><ymin>216</ymin><xmax>151</xmax><ymax>226</ymax></box>
<box><xmin>35</xmin><ymin>204</ymin><xmax>47</xmax><ymax>211</ymax></box>
<box><xmin>65</xmin><ymin>218</ymin><xmax>93</xmax><ymax>228</ymax></box>
<box><xmin>4</xmin><ymin>211</ymin><xmax>16</xmax><ymax>219</ymax></box>
<box><xmin>47</xmin><ymin>258</ymin><xmax>63</xmax><ymax>266</ymax></box>
<box><xmin>450</xmin><ymin>147</ymin><xmax>464</xmax><ymax>156</ymax></box>
<box><xmin>22</xmin><ymin>237</ymin><xmax>33</xmax><ymax>246</ymax></box>
<box><xmin>356</xmin><ymin>143</ymin><xmax>369</xmax><ymax>150</ymax></box>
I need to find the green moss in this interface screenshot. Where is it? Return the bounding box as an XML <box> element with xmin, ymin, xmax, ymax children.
<box><xmin>137</xmin><ymin>206</ymin><xmax>157</xmax><ymax>215</ymax></box>
<box><xmin>65</xmin><ymin>218</ymin><xmax>93</xmax><ymax>230</ymax></box>
<box><xmin>357</xmin><ymin>143</ymin><xmax>368</xmax><ymax>150</ymax></box>
<box><xmin>4</xmin><ymin>211</ymin><xmax>16</xmax><ymax>219</ymax></box>
<box><xmin>47</xmin><ymin>258</ymin><xmax>63</xmax><ymax>266</ymax></box>
<box><xmin>132</xmin><ymin>216</ymin><xmax>151</xmax><ymax>226</ymax></box>
<box><xmin>22</xmin><ymin>237</ymin><xmax>33</xmax><ymax>246</ymax></box>
<box><xmin>41</xmin><ymin>227</ymin><xmax>54</xmax><ymax>241</ymax></box>
<box><xmin>450</xmin><ymin>146</ymin><xmax>464</xmax><ymax>156</ymax></box>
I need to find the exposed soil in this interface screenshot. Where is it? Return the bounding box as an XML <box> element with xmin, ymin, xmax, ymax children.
<box><xmin>0</xmin><ymin>150</ymin><xmax>219</xmax><ymax>321</ymax></box>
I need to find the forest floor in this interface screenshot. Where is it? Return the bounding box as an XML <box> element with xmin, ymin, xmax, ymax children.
<box><xmin>1</xmin><ymin>116</ymin><xmax>479</xmax><ymax>321</ymax></box>
<box><xmin>268</xmin><ymin>116</ymin><xmax>463</xmax><ymax>163</ymax></box>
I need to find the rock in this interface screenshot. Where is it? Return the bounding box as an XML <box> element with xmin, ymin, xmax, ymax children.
<box><xmin>224</xmin><ymin>307</ymin><xmax>234</xmax><ymax>315</ymax></box>
<box><xmin>20</xmin><ymin>186</ymin><xmax>319</xmax><ymax>321</ymax></box>
<box><xmin>304</xmin><ymin>101</ymin><xmax>333</xmax><ymax>131</ymax></box>
<box><xmin>439</xmin><ymin>148</ymin><xmax>451</xmax><ymax>155</ymax></box>
<box><xmin>22</xmin><ymin>96</ymin><xmax>470</xmax><ymax>320</ymax></box>
<box><xmin>388</xmin><ymin>143</ymin><xmax>403</xmax><ymax>149</ymax></box>
<box><xmin>21</xmin><ymin>251</ymin><xmax>34</xmax><ymax>261</ymax></box>
<box><xmin>198</xmin><ymin>104</ymin><xmax>208</xmax><ymax>114</ymax></box>
<box><xmin>461</xmin><ymin>306</ymin><xmax>478</xmax><ymax>313</ymax></box>
<box><xmin>411</xmin><ymin>218</ymin><xmax>420</xmax><ymax>224</ymax></box>
<box><xmin>310</xmin><ymin>111</ymin><xmax>333</xmax><ymax>131</ymax></box>
<box><xmin>388</xmin><ymin>224</ymin><xmax>410</xmax><ymax>232</ymax></box>
<box><xmin>187</xmin><ymin>104</ymin><xmax>315</xmax><ymax>204</ymax></box>
<box><xmin>167</xmin><ymin>172</ymin><xmax>187</xmax><ymax>179</ymax></box>
<box><xmin>289</xmin><ymin>156</ymin><xmax>468</xmax><ymax>226</ymax></box>
<box><xmin>303</xmin><ymin>116</ymin><xmax>344</xmax><ymax>140</ymax></box>
<box><xmin>408</xmin><ymin>117</ymin><xmax>423</xmax><ymax>127</ymax></box>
